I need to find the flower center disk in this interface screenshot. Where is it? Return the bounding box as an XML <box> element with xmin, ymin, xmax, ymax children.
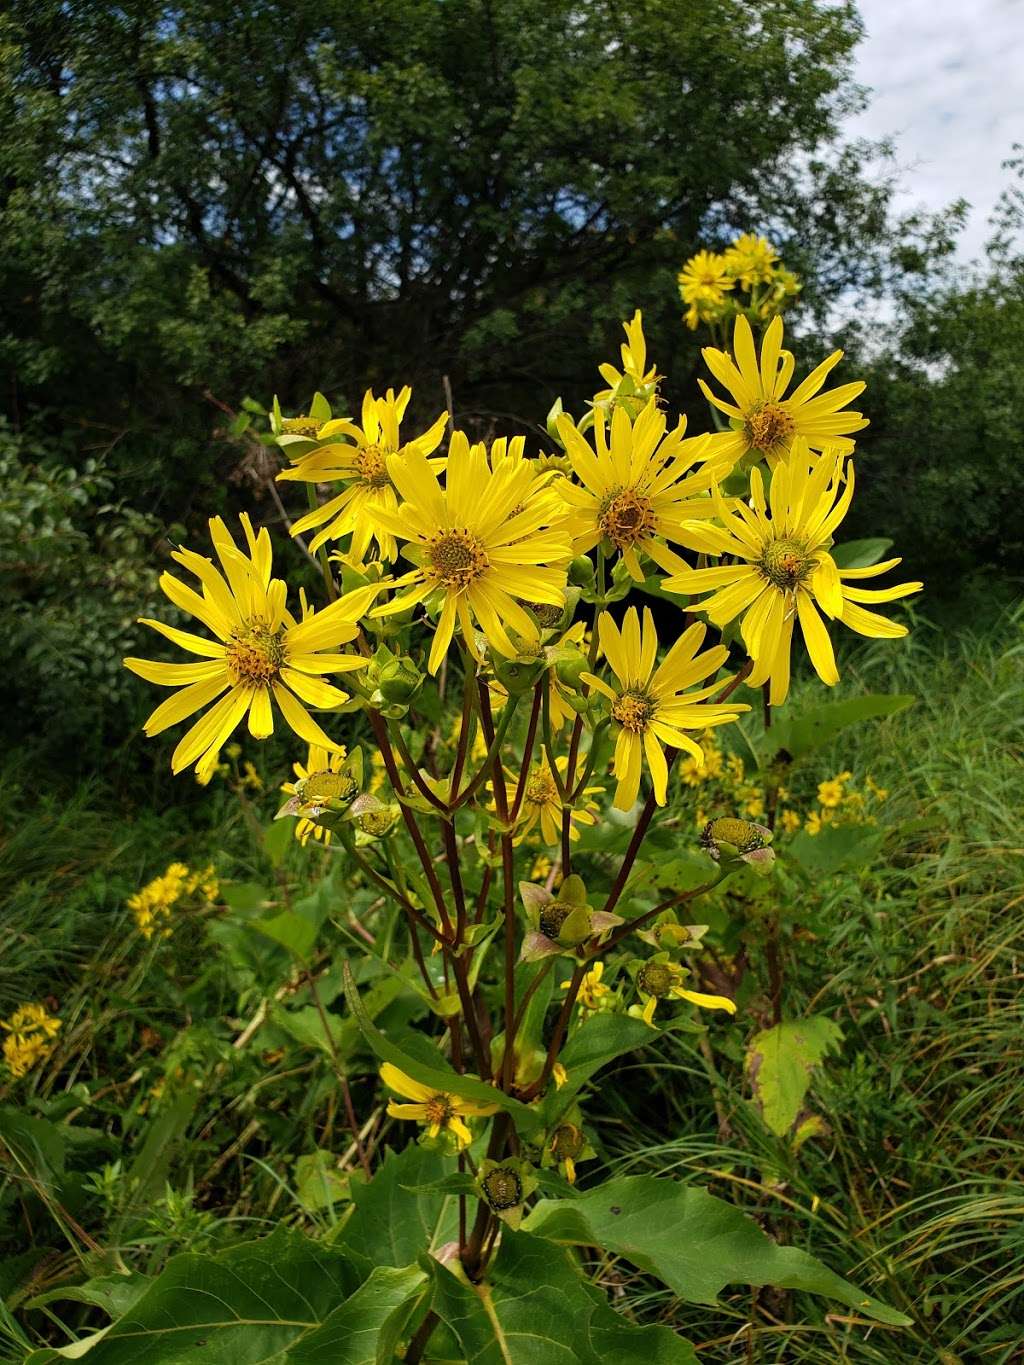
<box><xmin>526</xmin><ymin>768</ymin><xmax>559</xmax><ymax>806</ymax></box>
<box><xmin>599</xmin><ymin>488</ymin><xmax>656</xmax><ymax>549</ymax></box>
<box><xmin>427</xmin><ymin>529</ymin><xmax>489</xmax><ymax>590</ymax></box>
<box><xmin>612</xmin><ymin>689</ymin><xmax>656</xmax><ymax>733</ymax></box>
<box><xmin>638</xmin><ymin>963</ymin><xmax>674</xmax><ymax>997</ymax></box>
<box><xmin>482</xmin><ymin>1167</ymin><xmax>523</xmax><ymax>1210</ymax></box>
<box><xmin>424</xmin><ymin>1093</ymin><xmax>453</xmax><ymax>1126</ymax></box>
<box><xmin>227</xmin><ymin>618</ymin><xmax>287</xmax><ymax>685</ymax></box>
<box><xmin>760</xmin><ymin>536</ymin><xmax>813</xmax><ymax>591</ymax></box>
<box><xmin>744</xmin><ymin>401</ymin><xmax>795</xmax><ymax>456</ymax></box>
<box><xmin>356</xmin><ymin>443</ymin><xmax>390</xmax><ymax>488</ymax></box>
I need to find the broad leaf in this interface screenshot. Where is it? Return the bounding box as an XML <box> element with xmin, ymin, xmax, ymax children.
<box><xmin>745</xmin><ymin>1016</ymin><xmax>843</xmax><ymax>1135</ymax></box>
<box><xmin>253</xmin><ymin>908</ymin><xmax>318</xmax><ymax>960</ymax></box>
<box><xmin>763</xmin><ymin>694</ymin><xmax>915</xmax><ymax>762</ymax></box>
<box><xmin>330</xmin><ymin>1144</ymin><xmax>458</xmax><ymax>1269</ymax></box>
<box><xmin>524</xmin><ymin>1174</ymin><xmax>910</xmax><ymax>1326</ymax></box>
<box><xmin>288</xmin><ymin>1264</ymin><xmax>426</xmax><ymax>1363</ymax></box>
<box><xmin>428</xmin><ymin>1228</ymin><xmax>698</xmax><ymax>1363</ymax></box>
<box><xmin>831</xmin><ymin>538</ymin><xmax>893</xmax><ymax>569</ymax></box>
<box><xmin>342</xmin><ymin>964</ymin><xmax>541</xmax><ymax>1136</ymax></box>
<box><xmin>24</xmin><ymin>1226</ymin><xmax>360</xmax><ymax>1363</ymax></box>
<box><xmin>539</xmin><ymin>1012</ymin><xmax>652</xmax><ymax>1124</ymax></box>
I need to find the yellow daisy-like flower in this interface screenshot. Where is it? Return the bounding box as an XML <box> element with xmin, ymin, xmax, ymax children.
<box><xmin>665</xmin><ymin>442</ymin><xmax>922</xmax><ymax>704</ymax></box>
<box><xmin>369</xmin><ymin>431</ymin><xmax>571</xmax><ymax>674</ymax></box>
<box><xmin>279</xmin><ymin>388</ymin><xmax>448</xmax><ymax>561</ymax></box>
<box><xmin>124</xmin><ymin>515</ymin><xmax>380</xmax><ymax>779</ymax></box>
<box><xmin>633</xmin><ymin>958</ymin><xmax>736</xmax><ymax>1028</ymax></box>
<box><xmin>556</xmin><ymin>399</ymin><xmax>730</xmax><ymax>581</ymax></box>
<box><xmin>700</xmin><ymin>314</ymin><xmax>868</xmax><ymax>468</ymax></box>
<box><xmin>563</xmin><ymin>960</ymin><xmax>611</xmax><ymax>1013</ymax></box>
<box><xmin>503</xmin><ymin>756</ymin><xmax>602</xmax><ymax>847</ymax></box>
<box><xmin>380</xmin><ymin>1063</ymin><xmax>498</xmax><ymax>1149</ymax></box>
<box><xmin>593</xmin><ymin>310</ymin><xmax>660</xmax><ymax>409</ymax></box>
<box><xmin>583</xmin><ymin>607</ymin><xmax>748</xmax><ymax>811</ymax></box>
<box><xmin>678</xmin><ymin>250</ymin><xmax>734</xmax><ymax>328</ymax></box>
<box><xmin>723</xmin><ymin>233</ymin><xmax>778</xmax><ymax>288</ymax></box>
<box><xmin>280</xmin><ymin>745</ymin><xmax>349</xmax><ymax>845</ymax></box>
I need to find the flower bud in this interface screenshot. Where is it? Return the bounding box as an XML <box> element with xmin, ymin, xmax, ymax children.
<box><xmin>700</xmin><ymin>817</ymin><xmax>775</xmax><ymax>874</ymax></box>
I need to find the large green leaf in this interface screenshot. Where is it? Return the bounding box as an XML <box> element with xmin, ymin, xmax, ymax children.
<box><xmin>330</xmin><ymin>1144</ymin><xmax>458</xmax><ymax>1269</ymax></box>
<box><xmin>342</xmin><ymin>963</ymin><xmax>541</xmax><ymax>1136</ymax></box>
<box><xmin>745</xmin><ymin>1016</ymin><xmax>843</xmax><ymax>1136</ymax></box>
<box><xmin>524</xmin><ymin>1175</ymin><xmax>910</xmax><ymax>1326</ymax></box>
<box><xmin>763</xmin><ymin>694</ymin><xmax>915</xmax><ymax>762</ymax></box>
<box><xmin>288</xmin><ymin>1264</ymin><xmax>426</xmax><ymax>1363</ymax></box>
<box><xmin>539</xmin><ymin>1013</ymin><xmax>653</xmax><ymax>1124</ymax></box>
<box><xmin>428</xmin><ymin>1228</ymin><xmax>698</xmax><ymax>1363</ymax></box>
<box><xmin>24</xmin><ymin>1227</ymin><xmax>360</xmax><ymax>1363</ymax></box>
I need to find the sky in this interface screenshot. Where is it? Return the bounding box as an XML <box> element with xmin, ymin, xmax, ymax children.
<box><xmin>846</xmin><ymin>0</ymin><xmax>1024</xmax><ymax>261</ymax></box>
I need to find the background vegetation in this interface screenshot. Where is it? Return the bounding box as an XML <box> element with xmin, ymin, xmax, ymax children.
<box><xmin>1</xmin><ymin>2</ymin><xmax>1022</xmax><ymax>1361</ymax></box>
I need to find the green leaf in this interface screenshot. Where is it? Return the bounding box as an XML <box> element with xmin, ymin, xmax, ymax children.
<box><xmin>539</xmin><ymin>1013</ymin><xmax>652</xmax><ymax>1124</ymax></box>
<box><xmin>24</xmin><ymin>1227</ymin><xmax>359</xmax><ymax>1363</ymax></box>
<box><xmin>830</xmin><ymin>538</ymin><xmax>893</xmax><ymax>569</ymax></box>
<box><xmin>524</xmin><ymin>1175</ymin><xmax>910</xmax><ymax>1326</ymax></box>
<box><xmin>786</xmin><ymin>822</ymin><xmax>885</xmax><ymax>875</ymax></box>
<box><xmin>330</xmin><ymin>1145</ymin><xmax>457</xmax><ymax>1269</ymax></box>
<box><xmin>0</xmin><ymin>1108</ymin><xmax>66</xmax><ymax>1179</ymax></box>
<box><xmin>264</xmin><ymin>817</ymin><xmax>294</xmax><ymax>868</ymax></box>
<box><xmin>287</xmin><ymin>1264</ymin><xmax>426</xmax><ymax>1363</ymax></box>
<box><xmin>309</xmin><ymin>390</ymin><xmax>332</xmax><ymax>421</ymax></box>
<box><xmin>427</xmin><ymin>1228</ymin><xmax>698</xmax><ymax>1363</ymax></box>
<box><xmin>26</xmin><ymin>1274</ymin><xmax>151</xmax><ymax>1321</ymax></box>
<box><xmin>253</xmin><ymin>909</ymin><xmax>318</xmax><ymax>960</ymax></box>
<box><xmin>294</xmin><ymin>1150</ymin><xmax>351</xmax><ymax>1213</ymax></box>
<box><xmin>763</xmin><ymin>694</ymin><xmax>915</xmax><ymax>762</ymax></box>
<box><xmin>221</xmin><ymin>881</ymin><xmax>271</xmax><ymax>912</ymax></box>
<box><xmin>342</xmin><ymin>964</ymin><xmax>541</xmax><ymax>1136</ymax></box>
<box><xmin>745</xmin><ymin>1016</ymin><xmax>844</xmax><ymax>1135</ymax></box>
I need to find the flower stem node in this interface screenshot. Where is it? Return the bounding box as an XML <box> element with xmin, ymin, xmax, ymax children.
<box><xmin>365</xmin><ymin>645</ymin><xmax>424</xmax><ymax>716</ymax></box>
<box><xmin>476</xmin><ymin>1157</ymin><xmax>539</xmax><ymax>1228</ymax></box>
<box><xmin>700</xmin><ymin>817</ymin><xmax>776</xmax><ymax>875</ymax></box>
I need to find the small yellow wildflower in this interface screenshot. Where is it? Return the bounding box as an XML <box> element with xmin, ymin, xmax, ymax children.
<box><xmin>565</xmin><ymin>961</ymin><xmax>611</xmax><ymax>1013</ymax></box>
<box><xmin>723</xmin><ymin>233</ymin><xmax>778</xmax><ymax>288</ymax></box>
<box><xmin>780</xmin><ymin>809</ymin><xmax>802</xmax><ymax>834</ymax></box>
<box><xmin>1</xmin><ymin>1003</ymin><xmax>61</xmax><ymax>1079</ymax></box>
<box><xmin>866</xmin><ymin>775</ymin><xmax>889</xmax><ymax>802</ymax></box>
<box><xmin>817</xmin><ymin>772</ymin><xmax>851</xmax><ymax>808</ymax></box>
<box><xmin>380</xmin><ymin>1063</ymin><xmax>498</xmax><ymax>1149</ymax></box>
<box><xmin>127</xmin><ymin>862</ymin><xmax>218</xmax><ymax>939</ymax></box>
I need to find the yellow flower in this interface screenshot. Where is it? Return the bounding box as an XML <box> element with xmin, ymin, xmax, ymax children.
<box><xmin>805</xmin><ymin>810</ymin><xmax>824</xmax><ymax>836</ymax></box>
<box><xmin>582</xmin><ymin>607</ymin><xmax>748</xmax><ymax>811</ymax></box>
<box><xmin>723</xmin><ymin>233</ymin><xmax>778</xmax><ymax>288</ymax></box>
<box><xmin>124</xmin><ymin>515</ymin><xmax>380</xmax><ymax>778</ymax></box>
<box><xmin>279</xmin><ymin>388</ymin><xmax>448</xmax><ymax>561</ymax></box>
<box><xmin>1</xmin><ymin>1002</ymin><xmax>61</xmax><ymax>1079</ymax></box>
<box><xmin>666</xmin><ymin>442</ymin><xmax>922</xmax><ymax>704</ymax></box>
<box><xmin>531</xmin><ymin>853</ymin><xmax>553</xmax><ymax>881</ymax></box>
<box><xmin>380</xmin><ymin>1063</ymin><xmax>498</xmax><ymax>1149</ymax></box>
<box><xmin>780</xmin><ymin>809</ymin><xmax>802</xmax><ymax>834</ymax></box>
<box><xmin>866</xmin><ymin>775</ymin><xmax>889</xmax><ymax>802</ymax></box>
<box><xmin>678</xmin><ymin>250</ymin><xmax>734</xmax><ymax>328</ymax></box>
<box><xmin>593</xmin><ymin>310</ymin><xmax>660</xmax><ymax>410</ymax></box>
<box><xmin>633</xmin><ymin>959</ymin><xmax>736</xmax><ymax>1028</ymax></box>
<box><xmin>817</xmin><ymin>775</ymin><xmax>848</xmax><ymax>808</ymax></box>
<box><xmin>564</xmin><ymin>961</ymin><xmax>611</xmax><ymax>1012</ymax></box>
<box><xmin>281</xmin><ymin>745</ymin><xmax>349</xmax><ymax>845</ymax></box>
<box><xmin>556</xmin><ymin>399</ymin><xmax>730</xmax><ymax>581</ymax></box>
<box><xmin>370</xmin><ymin>431</ymin><xmax>570</xmax><ymax>674</ymax></box>
<box><xmin>699</xmin><ymin>314</ymin><xmax>868</xmax><ymax>468</ymax></box>
<box><xmin>504</xmin><ymin>756</ymin><xmax>602</xmax><ymax>847</ymax></box>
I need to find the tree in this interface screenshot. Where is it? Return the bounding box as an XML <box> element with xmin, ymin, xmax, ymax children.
<box><xmin>2</xmin><ymin>0</ymin><xmax>894</xmax><ymax>472</ymax></box>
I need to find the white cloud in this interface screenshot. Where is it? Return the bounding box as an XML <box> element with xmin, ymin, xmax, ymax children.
<box><xmin>845</xmin><ymin>0</ymin><xmax>1024</xmax><ymax>260</ymax></box>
